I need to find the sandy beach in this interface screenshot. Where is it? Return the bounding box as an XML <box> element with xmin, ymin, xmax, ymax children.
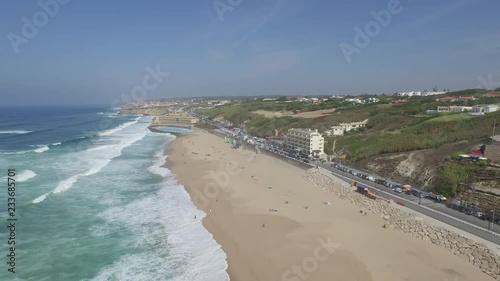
<box><xmin>166</xmin><ymin>130</ymin><xmax>495</xmax><ymax>281</ymax></box>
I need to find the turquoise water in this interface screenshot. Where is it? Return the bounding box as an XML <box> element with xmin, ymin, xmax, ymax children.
<box><xmin>0</xmin><ymin>107</ymin><xmax>229</xmax><ymax>281</ymax></box>
<box><xmin>155</xmin><ymin>127</ymin><xmax>193</xmax><ymax>134</ymax></box>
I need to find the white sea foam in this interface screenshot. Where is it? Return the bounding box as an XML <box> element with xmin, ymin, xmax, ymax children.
<box><xmin>17</xmin><ymin>170</ymin><xmax>37</xmax><ymax>182</ymax></box>
<box><xmin>33</xmin><ymin>145</ymin><xmax>49</xmax><ymax>153</ymax></box>
<box><xmin>0</xmin><ymin>130</ymin><xmax>32</xmax><ymax>134</ymax></box>
<box><xmin>32</xmin><ymin>193</ymin><xmax>48</xmax><ymax>204</ymax></box>
<box><xmin>1</xmin><ymin>170</ymin><xmax>37</xmax><ymax>182</ymax></box>
<box><xmin>0</xmin><ymin>150</ymin><xmax>31</xmax><ymax>155</ymax></box>
<box><xmin>99</xmin><ymin>117</ymin><xmax>140</xmax><ymax>136</ymax></box>
<box><xmin>93</xmin><ymin>182</ymin><xmax>229</xmax><ymax>281</ymax></box>
<box><xmin>147</xmin><ymin>149</ymin><xmax>171</xmax><ymax>178</ymax></box>
<box><xmin>32</xmin><ymin>118</ymin><xmax>149</xmax><ymax>204</ymax></box>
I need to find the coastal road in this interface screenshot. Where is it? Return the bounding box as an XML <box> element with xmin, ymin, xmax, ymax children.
<box><xmin>319</xmin><ymin>163</ymin><xmax>500</xmax><ymax>246</ymax></box>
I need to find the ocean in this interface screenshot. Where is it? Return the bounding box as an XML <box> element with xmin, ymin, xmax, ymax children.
<box><xmin>0</xmin><ymin>106</ymin><xmax>229</xmax><ymax>281</ymax></box>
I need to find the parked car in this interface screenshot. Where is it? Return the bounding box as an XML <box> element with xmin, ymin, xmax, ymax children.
<box><xmin>436</xmin><ymin>195</ymin><xmax>447</xmax><ymax>202</ymax></box>
<box><xmin>474</xmin><ymin>212</ymin><xmax>485</xmax><ymax>219</ymax></box>
<box><xmin>409</xmin><ymin>190</ymin><xmax>420</xmax><ymax>197</ymax></box>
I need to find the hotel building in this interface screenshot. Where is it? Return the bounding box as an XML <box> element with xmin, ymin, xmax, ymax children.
<box><xmin>286</xmin><ymin>128</ymin><xmax>324</xmax><ymax>156</ymax></box>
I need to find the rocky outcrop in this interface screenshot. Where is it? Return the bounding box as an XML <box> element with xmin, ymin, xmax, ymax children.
<box><xmin>120</xmin><ymin>106</ymin><xmax>170</xmax><ymax>116</ymax></box>
<box><xmin>361</xmin><ymin>141</ymin><xmax>474</xmax><ymax>189</ymax></box>
<box><xmin>303</xmin><ymin>170</ymin><xmax>500</xmax><ymax>279</ymax></box>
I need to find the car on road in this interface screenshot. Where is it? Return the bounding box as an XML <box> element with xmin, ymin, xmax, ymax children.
<box><xmin>409</xmin><ymin>190</ymin><xmax>420</xmax><ymax>197</ymax></box>
<box><xmin>436</xmin><ymin>195</ymin><xmax>447</xmax><ymax>202</ymax></box>
<box><xmin>392</xmin><ymin>187</ymin><xmax>403</xmax><ymax>193</ymax></box>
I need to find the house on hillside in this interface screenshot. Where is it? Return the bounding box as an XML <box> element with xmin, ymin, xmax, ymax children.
<box><xmin>391</xmin><ymin>99</ymin><xmax>408</xmax><ymax>104</ymax></box>
<box><xmin>437</xmin><ymin>96</ymin><xmax>477</xmax><ymax>102</ymax></box>
<box><xmin>472</xmin><ymin>104</ymin><xmax>499</xmax><ymax>114</ymax></box>
<box><xmin>311</xmin><ymin>97</ymin><xmax>320</xmax><ymax>104</ymax></box>
<box><xmin>437</xmin><ymin>106</ymin><xmax>472</xmax><ymax>112</ymax></box>
<box><xmin>338</xmin><ymin>120</ymin><xmax>368</xmax><ymax>132</ymax></box>
<box><xmin>483</xmin><ymin>92</ymin><xmax>500</xmax><ymax>98</ymax></box>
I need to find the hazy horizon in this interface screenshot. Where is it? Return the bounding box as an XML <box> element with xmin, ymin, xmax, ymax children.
<box><xmin>1</xmin><ymin>0</ymin><xmax>499</xmax><ymax>106</ymax></box>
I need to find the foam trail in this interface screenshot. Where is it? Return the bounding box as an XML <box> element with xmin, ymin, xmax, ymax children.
<box><xmin>32</xmin><ymin>118</ymin><xmax>148</xmax><ymax>204</ymax></box>
<box><xmin>32</xmin><ymin>193</ymin><xmax>48</xmax><ymax>204</ymax></box>
<box><xmin>2</xmin><ymin>170</ymin><xmax>37</xmax><ymax>182</ymax></box>
<box><xmin>17</xmin><ymin>170</ymin><xmax>37</xmax><ymax>182</ymax></box>
<box><xmin>34</xmin><ymin>145</ymin><xmax>49</xmax><ymax>153</ymax></box>
<box><xmin>99</xmin><ymin>118</ymin><xmax>139</xmax><ymax>136</ymax></box>
<box><xmin>147</xmin><ymin>149</ymin><xmax>170</xmax><ymax>178</ymax></box>
<box><xmin>0</xmin><ymin>130</ymin><xmax>32</xmax><ymax>134</ymax></box>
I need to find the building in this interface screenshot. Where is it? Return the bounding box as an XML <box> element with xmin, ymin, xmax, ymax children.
<box><xmin>437</xmin><ymin>106</ymin><xmax>472</xmax><ymax>112</ymax></box>
<box><xmin>437</xmin><ymin>96</ymin><xmax>477</xmax><ymax>102</ymax></box>
<box><xmin>483</xmin><ymin>92</ymin><xmax>500</xmax><ymax>98</ymax></box>
<box><xmin>331</xmin><ymin>126</ymin><xmax>344</xmax><ymax>136</ymax></box>
<box><xmin>286</xmin><ymin>128</ymin><xmax>324</xmax><ymax>156</ymax></box>
<box><xmin>152</xmin><ymin>113</ymin><xmax>199</xmax><ymax>128</ymax></box>
<box><xmin>339</xmin><ymin>119</ymin><xmax>368</xmax><ymax>132</ymax></box>
<box><xmin>472</xmin><ymin>104</ymin><xmax>499</xmax><ymax>114</ymax></box>
<box><xmin>391</xmin><ymin>99</ymin><xmax>408</xmax><ymax>104</ymax></box>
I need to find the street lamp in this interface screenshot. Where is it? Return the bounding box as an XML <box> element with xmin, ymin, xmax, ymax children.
<box><xmin>489</xmin><ymin>210</ymin><xmax>496</xmax><ymax>231</ymax></box>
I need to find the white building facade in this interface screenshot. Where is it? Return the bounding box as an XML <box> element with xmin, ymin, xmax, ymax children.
<box><xmin>472</xmin><ymin>105</ymin><xmax>499</xmax><ymax>114</ymax></box>
<box><xmin>286</xmin><ymin>128</ymin><xmax>324</xmax><ymax>156</ymax></box>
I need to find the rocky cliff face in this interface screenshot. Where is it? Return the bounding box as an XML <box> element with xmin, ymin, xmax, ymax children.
<box><xmin>359</xmin><ymin>143</ymin><xmax>500</xmax><ymax>212</ymax></box>
<box><xmin>119</xmin><ymin>107</ymin><xmax>170</xmax><ymax>116</ymax></box>
<box><xmin>361</xmin><ymin>142</ymin><xmax>473</xmax><ymax>189</ymax></box>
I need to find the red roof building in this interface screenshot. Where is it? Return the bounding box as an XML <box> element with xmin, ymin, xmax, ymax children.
<box><xmin>483</xmin><ymin>92</ymin><xmax>500</xmax><ymax>98</ymax></box>
<box><xmin>437</xmin><ymin>96</ymin><xmax>477</xmax><ymax>102</ymax></box>
<box><xmin>391</xmin><ymin>99</ymin><xmax>408</xmax><ymax>104</ymax></box>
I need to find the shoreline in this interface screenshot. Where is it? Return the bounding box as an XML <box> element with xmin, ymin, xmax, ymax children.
<box><xmin>164</xmin><ymin>130</ymin><xmax>498</xmax><ymax>281</ymax></box>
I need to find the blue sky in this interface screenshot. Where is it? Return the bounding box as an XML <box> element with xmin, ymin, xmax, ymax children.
<box><xmin>1</xmin><ymin>0</ymin><xmax>499</xmax><ymax>105</ymax></box>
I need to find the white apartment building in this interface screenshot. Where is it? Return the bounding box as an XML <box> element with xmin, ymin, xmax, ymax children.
<box><xmin>339</xmin><ymin>119</ymin><xmax>368</xmax><ymax>132</ymax></box>
<box><xmin>397</xmin><ymin>91</ymin><xmax>447</xmax><ymax>97</ymax></box>
<box><xmin>331</xmin><ymin>126</ymin><xmax>344</xmax><ymax>136</ymax></box>
<box><xmin>472</xmin><ymin>104</ymin><xmax>499</xmax><ymax>114</ymax></box>
<box><xmin>286</xmin><ymin>128</ymin><xmax>324</xmax><ymax>156</ymax></box>
<box><xmin>437</xmin><ymin>106</ymin><xmax>472</xmax><ymax>113</ymax></box>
